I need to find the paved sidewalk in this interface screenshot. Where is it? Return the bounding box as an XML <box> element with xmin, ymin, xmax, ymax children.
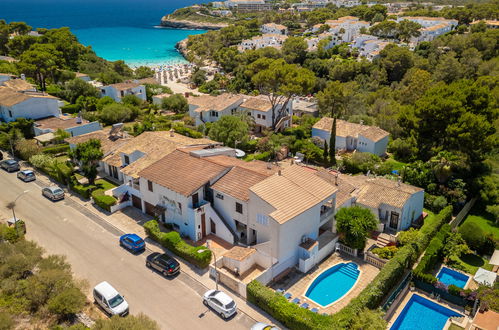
<box><xmin>27</xmin><ymin>164</ymin><xmax>277</xmax><ymax>327</ymax></box>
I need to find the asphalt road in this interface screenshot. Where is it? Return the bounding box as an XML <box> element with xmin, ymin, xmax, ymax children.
<box><xmin>0</xmin><ymin>167</ymin><xmax>257</xmax><ymax>329</ymax></box>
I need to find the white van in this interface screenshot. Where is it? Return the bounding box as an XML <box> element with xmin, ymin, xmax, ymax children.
<box><xmin>93</xmin><ymin>281</ymin><xmax>129</xmax><ymax>316</ymax></box>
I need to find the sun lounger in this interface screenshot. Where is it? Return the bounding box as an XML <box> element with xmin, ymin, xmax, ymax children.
<box><xmin>284</xmin><ymin>292</ymin><xmax>292</xmax><ymax>299</ymax></box>
<box><xmin>311</xmin><ymin>308</ymin><xmax>319</xmax><ymax>313</ymax></box>
<box><xmin>276</xmin><ymin>288</ymin><xmax>285</xmax><ymax>294</ymax></box>
<box><xmin>300</xmin><ymin>303</ymin><xmax>309</xmax><ymax>309</ymax></box>
<box><xmin>292</xmin><ymin>298</ymin><xmax>300</xmax><ymax>304</ymax></box>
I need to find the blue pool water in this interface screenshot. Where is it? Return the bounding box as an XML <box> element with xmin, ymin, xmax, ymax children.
<box><xmin>437</xmin><ymin>267</ymin><xmax>469</xmax><ymax>288</ymax></box>
<box><xmin>0</xmin><ymin>0</ymin><xmax>207</xmax><ymax>65</ymax></box>
<box><xmin>391</xmin><ymin>294</ymin><xmax>462</xmax><ymax>330</ymax></box>
<box><xmin>305</xmin><ymin>262</ymin><xmax>360</xmax><ymax>307</ymax></box>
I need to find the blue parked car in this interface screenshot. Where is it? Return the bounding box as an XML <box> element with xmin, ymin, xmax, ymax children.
<box><xmin>119</xmin><ymin>234</ymin><xmax>145</xmax><ymax>253</ymax></box>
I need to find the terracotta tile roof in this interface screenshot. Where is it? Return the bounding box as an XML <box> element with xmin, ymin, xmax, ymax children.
<box><xmin>116</xmin><ymin>132</ymin><xmax>216</xmax><ymax>178</ymax></box>
<box><xmin>138</xmin><ymin>150</ymin><xmax>230</xmax><ymax>197</ymax></box>
<box><xmin>262</xmin><ymin>23</ymin><xmax>287</xmax><ymax>30</ymax></box>
<box><xmin>223</xmin><ymin>246</ymin><xmax>256</xmax><ymax>261</ymax></box>
<box><xmin>212</xmin><ymin>166</ymin><xmax>270</xmax><ymax>201</ymax></box>
<box><xmin>313</xmin><ymin>117</ymin><xmax>389</xmax><ymax>142</ymax></box>
<box><xmin>35</xmin><ymin>115</ymin><xmax>90</xmax><ymax>130</ymax></box>
<box><xmin>239</xmin><ymin>96</ymin><xmax>273</xmax><ymax>112</ymax></box>
<box><xmin>0</xmin><ymin>87</ymin><xmax>56</xmax><ymax>107</ymax></box>
<box><xmin>471</xmin><ymin>19</ymin><xmax>499</xmax><ymax>26</ymax></box>
<box><xmin>66</xmin><ymin>129</ymin><xmax>131</xmax><ymax>155</ymax></box>
<box><xmin>250</xmin><ymin>165</ymin><xmax>337</xmax><ymax>224</ymax></box>
<box><xmin>472</xmin><ymin>310</ymin><xmax>499</xmax><ymax>330</ymax></box>
<box><xmin>2</xmin><ymin>79</ymin><xmax>34</xmax><ymax>91</ymax></box>
<box><xmin>189</xmin><ymin>93</ymin><xmax>243</xmax><ymax>112</ymax></box>
<box><xmin>109</xmin><ymin>82</ymin><xmax>142</xmax><ymax>91</ymax></box>
<box><xmin>206</xmin><ymin>155</ymin><xmax>277</xmax><ymax>176</ymax></box>
<box><xmin>137</xmin><ymin>77</ymin><xmax>160</xmax><ymax>85</ymax></box>
<box><xmin>75</xmin><ymin>72</ymin><xmax>89</xmax><ymax>78</ymax></box>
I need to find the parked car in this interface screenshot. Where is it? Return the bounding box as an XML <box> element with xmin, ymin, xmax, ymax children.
<box><xmin>1</xmin><ymin>159</ymin><xmax>20</xmax><ymax>172</ymax></box>
<box><xmin>119</xmin><ymin>233</ymin><xmax>145</xmax><ymax>253</ymax></box>
<box><xmin>93</xmin><ymin>281</ymin><xmax>129</xmax><ymax>317</ymax></box>
<box><xmin>203</xmin><ymin>289</ymin><xmax>237</xmax><ymax>319</ymax></box>
<box><xmin>146</xmin><ymin>252</ymin><xmax>180</xmax><ymax>276</ymax></box>
<box><xmin>17</xmin><ymin>170</ymin><xmax>36</xmax><ymax>182</ymax></box>
<box><xmin>251</xmin><ymin>323</ymin><xmax>279</xmax><ymax>330</ymax></box>
<box><xmin>42</xmin><ymin>186</ymin><xmax>65</xmax><ymax>201</ymax></box>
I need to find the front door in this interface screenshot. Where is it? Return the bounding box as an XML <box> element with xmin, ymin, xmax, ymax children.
<box><xmin>210</xmin><ymin>219</ymin><xmax>216</xmax><ymax>234</ymax></box>
<box><xmin>132</xmin><ymin>195</ymin><xmax>141</xmax><ymax>209</ymax></box>
<box><xmin>389</xmin><ymin>212</ymin><xmax>399</xmax><ymax>230</ymax></box>
<box><xmin>201</xmin><ymin>213</ymin><xmax>206</xmax><ymax>237</ymax></box>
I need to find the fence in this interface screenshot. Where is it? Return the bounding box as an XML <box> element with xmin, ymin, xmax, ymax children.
<box><xmin>338</xmin><ymin>243</ymin><xmax>357</xmax><ymax>257</ymax></box>
<box><xmin>414</xmin><ymin>279</ymin><xmax>469</xmax><ymax>307</ymax></box>
<box><xmin>383</xmin><ymin>272</ymin><xmax>412</xmax><ymax>317</ymax></box>
<box><xmin>450</xmin><ymin>197</ymin><xmax>477</xmax><ymax>229</ymax></box>
<box><xmin>364</xmin><ymin>251</ymin><xmax>388</xmax><ymax>269</ymax></box>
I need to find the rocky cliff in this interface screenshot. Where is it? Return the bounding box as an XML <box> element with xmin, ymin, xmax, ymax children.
<box><xmin>160</xmin><ymin>17</ymin><xmax>228</xmax><ymax>30</ymax></box>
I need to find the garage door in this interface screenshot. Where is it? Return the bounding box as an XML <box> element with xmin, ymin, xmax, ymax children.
<box><xmin>144</xmin><ymin>201</ymin><xmax>156</xmax><ymax>217</ymax></box>
<box><xmin>132</xmin><ymin>195</ymin><xmax>142</xmax><ymax>210</ymax></box>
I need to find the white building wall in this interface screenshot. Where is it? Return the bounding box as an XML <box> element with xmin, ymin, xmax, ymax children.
<box><xmin>0</xmin><ymin>97</ymin><xmax>61</xmax><ymax>122</ymax></box>
<box><xmin>212</xmin><ymin>190</ymin><xmax>248</xmax><ymax>233</ymax></box>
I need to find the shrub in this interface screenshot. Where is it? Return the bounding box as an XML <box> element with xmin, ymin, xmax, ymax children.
<box><xmin>42</xmin><ymin>144</ymin><xmax>70</xmax><ymax>155</ymax></box>
<box><xmin>459</xmin><ymin>222</ymin><xmax>485</xmax><ymax>251</ymax></box>
<box><xmin>425</xmin><ymin>193</ymin><xmax>448</xmax><ymax>213</ymax></box>
<box><xmin>397</xmin><ymin>228</ymin><xmax>420</xmax><ymax>246</ymax></box>
<box><xmin>93</xmin><ymin>194</ymin><xmax>117</xmax><ymax>212</ymax></box>
<box><xmin>342</xmin><ymin>152</ymin><xmax>381</xmax><ymax>174</ymax></box>
<box><xmin>71</xmin><ymin>183</ymin><xmax>94</xmax><ymax>199</ymax></box>
<box><xmin>15</xmin><ymin>139</ymin><xmax>41</xmax><ymax>160</ymax></box>
<box><xmin>173</xmin><ymin>124</ymin><xmax>203</xmax><ymax>138</ymax></box>
<box><xmin>372</xmin><ymin>246</ymin><xmax>398</xmax><ymax>259</ymax></box>
<box><xmin>448</xmin><ymin>284</ymin><xmax>461</xmax><ymax>296</ymax></box>
<box><xmin>144</xmin><ymin>220</ymin><xmax>212</xmax><ymax>268</ymax></box>
<box><xmin>60</xmin><ymin>104</ymin><xmax>81</xmax><ymax>114</ymax></box>
<box><xmin>29</xmin><ymin>154</ymin><xmax>56</xmax><ymax>169</ymax></box>
<box><xmin>247</xmin><ymin>280</ymin><xmax>337</xmax><ymax>330</ymax></box>
<box><xmin>413</xmin><ymin>224</ymin><xmax>451</xmax><ymax>283</ymax></box>
<box><xmin>47</xmin><ymin>286</ymin><xmax>86</xmax><ymax>317</ymax></box>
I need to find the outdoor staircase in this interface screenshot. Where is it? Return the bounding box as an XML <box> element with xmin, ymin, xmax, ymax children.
<box><xmin>376</xmin><ymin>233</ymin><xmax>391</xmax><ymax>248</ymax></box>
<box><xmin>338</xmin><ymin>263</ymin><xmax>360</xmax><ymax>280</ymax></box>
<box><xmin>204</xmin><ymin>203</ymin><xmax>239</xmax><ymax>244</ymax></box>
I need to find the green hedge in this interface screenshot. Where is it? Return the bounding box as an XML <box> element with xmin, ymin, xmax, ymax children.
<box><xmin>413</xmin><ymin>224</ymin><xmax>451</xmax><ymax>283</ymax></box>
<box><xmin>71</xmin><ymin>182</ymin><xmax>94</xmax><ymax>199</ymax></box>
<box><xmin>42</xmin><ymin>144</ymin><xmax>70</xmax><ymax>155</ymax></box>
<box><xmin>144</xmin><ymin>220</ymin><xmax>212</xmax><ymax>268</ymax></box>
<box><xmin>247</xmin><ymin>281</ymin><xmax>337</xmax><ymax>330</ymax></box>
<box><xmin>60</xmin><ymin>104</ymin><xmax>81</xmax><ymax>114</ymax></box>
<box><xmin>92</xmin><ymin>194</ymin><xmax>117</xmax><ymax>212</ymax></box>
<box><xmin>330</xmin><ymin>206</ymin><xmax>453</xmax><ymax>328</ymax></box>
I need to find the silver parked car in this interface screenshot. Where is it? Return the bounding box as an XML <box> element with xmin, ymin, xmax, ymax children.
<box><xmin>203</xmin><ymin>289</ymin><xmax>237</xmax><ymax>319</ymax></box>
<box><xmin>1</xmin><ymin>159</ymin><xmax>20</xmax><ymax>172</ymax></box>
<box><xmin>42</xmin><ymin>186</ymin><xmax>65</xmax><ymax>201</ymax></box>
<box><xmin>251</xmin><ymin>323</ymin><xmax>279</xmax><ymax>330</ymax></box>
<box><xmin>17</xmin><ymin>170</ymin><xmax>36</xmax><ymax>182</ymax></box>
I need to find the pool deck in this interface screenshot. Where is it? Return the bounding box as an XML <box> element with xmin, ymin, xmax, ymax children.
<box><xmin>270</xmin><ymin>252</ymin><xmax>379</xmax><ymax>314</ymax></box>
<box><xmin>386</xmin><ymin>290</ymin><xmax>469</xmax><ymax>329</ymax></box>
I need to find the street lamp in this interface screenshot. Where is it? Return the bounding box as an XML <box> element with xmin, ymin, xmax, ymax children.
<box><xmin>206</xmin><ymin>239</ymin><xmax>218</xmax><ymax>290</ymax></box>
<box><xmin>10</xmin><ymin>190</ymin><xmax>29</xmax><ymax>234</ymax></box>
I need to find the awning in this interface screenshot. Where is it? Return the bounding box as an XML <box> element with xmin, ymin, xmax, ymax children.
<box><xmin>152</xmin><ymin>204</ymin><xmax>166</xmax><ymax>216</ymax></box>
<box><xmin>474</xmin><ymin>267</ymin><xmax>497</xmax><ymax>287</ymax></box>
<box><xmin>34</xmin><ymin>132</ymin><xmax>55</xmax><ymax>143</ymax></box>
<box><xmin>490</xmin><ymin>250</ymin><xmax>499</xmax><ymax>266</ymax></box>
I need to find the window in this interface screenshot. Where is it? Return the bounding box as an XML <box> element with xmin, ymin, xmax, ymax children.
<box><xmin>8</xmin><ymin>110</ymin><xmax>12</xmax><ymax>117</ymax></box>
<box><xmin>257</xmin><ymin>114</ymin><xmax>261</xmax><ymax>119</ymax></box>
<box><xmin>216</xmin><ymin>193</ymin><xmax>224</xmax><ymax>200</ymax></box>
<box><xmin>235</xmin><ymin>202</ymin><xmax>243</xmax><ymax>214</ymax></box>
<box><xmin>178</xmin><ymin>202</ymin><xmax>182</xmax><ymax>214</ymax></box>
<box><xmin>262</xmin><ymin>115</ymin><xmax>266</xmax><ymax>120</ymax></box>
<box><xmin>256</xmin><ymin>214</ymin><xmax>268</xmax><ymax>226</ymax></box>
<box><xmin>123</xmin><ymin>155</ymin><xmax>130</xmax><ymax>165</ymax></box>
<box><xmin>120</xmin><ymin>91</ymin><xmax>125</xmax><ymax>97</ymax></box>
<box><xmin>101</xmin><ymin>89</ymin><xmax>106</xmax><ymax>94</ymax></box>
<box><xmin>147</xmin><ymin>180</ymin><xmax>153</xmax><ymax>192</ymax></box>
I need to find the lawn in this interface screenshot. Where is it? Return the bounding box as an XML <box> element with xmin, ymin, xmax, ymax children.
<box><xmin>384</xmin><ymin>156</ymin><xmax>407</xmax><ymax>172</ymax></box>
<box><xmin>461</xmin><ymin>208</ymin><xmax>499</xmax><ymax>241</ymax></box>
<box><xmin>448</xmin><ymin>324</ymin><xmax>464</xmax><ymax>330</ymax></box>
<box><xmin>451</xmin><ymin>253</ymin><xmax>493</xmax><ymax>275</ymax></box>
<box><xmin>94</xmin><ymin>178</ymin><xmax>118</xmax><ymax>191</ymax></box>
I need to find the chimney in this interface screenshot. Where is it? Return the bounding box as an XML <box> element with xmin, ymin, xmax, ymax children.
<box><xmin>267</xmin><ymin>163</ymin><xmax>272</xmax><ymax>170</ymax></box>
<box><xmin>169</xmin><ymin>128</ymin><xmax>174</xmax><ymax>137</ymax></box>
<box><xmin>20</xmin><ymin>73</ymin><xmax>26</xmax><ymax>81</ymax></box>
<box><xmin>397</xmin><ymin>178</ymin><xmax>401</xmax><ymax>187</ymax></box>
<box><xmin>335</xmin><ymin>173</ymin><xmax>339</xmax><ymax>186</ymax></box>
<box><xmin>76</xmin><ymin>111</ymin><xmax>82</xmax><ymax>124</ymax></box>
<box><xmin>278</xmin><ymin>169</ymin><xmax>282</xmax><ymax>176</ymax></box>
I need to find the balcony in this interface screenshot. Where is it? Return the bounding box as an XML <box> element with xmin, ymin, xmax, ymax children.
<box><xmin>320</xmin><ymin>207</ymin><xmax>334</xmax><ymax>225</ymax></box>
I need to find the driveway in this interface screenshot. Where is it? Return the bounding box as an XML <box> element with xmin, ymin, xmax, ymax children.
<box><xmin>0</xmin><ymin>168</ymin><xmax>257</xmax><ymax>329</ymax></box>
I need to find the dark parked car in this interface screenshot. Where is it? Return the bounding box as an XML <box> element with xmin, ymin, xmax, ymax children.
<box><xmin>17</xmin><ymin>170</ymin><xmax>36</xmax><ymax>182</ymax></box>
<box><xmin>146</xmin><ymin>252</ymin><xmax>180</xmax><ymax>276</ymax></box>
<box><xmin>1</xmin><ymin>159</ymin><xmax>20</xmax><ymax>172</ymax></box>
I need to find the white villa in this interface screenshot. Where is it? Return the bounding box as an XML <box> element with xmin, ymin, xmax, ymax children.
<box><xmin>398</xmin><ymin>16</ymin><xmax>458</xmax><ymax>42</ymax></box>
<box><xmin>0</xmin><ymin>77</ymin><xmax>61</xmax><ymax>122</ymax></box>
<box><xmin>261</xmin><ymin>23</ymin><xmax>288</xmax><ymax>35</ymax></box>
<box><xmin>351</xmin><ymin>35</ymin><xmax>391</xmax><ymax>60</ymax></box>
<box><xmin>238</xmin><ymin>33</ymin><xmax>288</xmax><ymax>51</ymax></box>
<box><xmin>311</xmin><ymin>16</ymin><xmax>370</xmax><ymax>43</ymax></box>
<box><xmin>188</xmin><ymin>93</ymin><xmax>293</xmax><ymax>131</ymax></box>
<box><xmin>224</xmin><ymin>0</ymin><xmax>272</xmax><ymax>11</ymax></box>
<box><xmin>312</xmin><ymin>117</ymin><xmax>390</xmax><ymax>156</ymax></box>
<box><xmin>33</xmin><ymin>114</ymin><xmax>102</xmax><ymax>138</ymax></box>
<box><xmin>99</xmin><ymin>82</ymin><xmax>146</xmax><ymax>102</ymax></box>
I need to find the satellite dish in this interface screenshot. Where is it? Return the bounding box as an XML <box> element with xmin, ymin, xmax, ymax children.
<box><xmin>235</xmin><ymin>149</ymin><xmax>245</xmax><ymax>158</ymax></box>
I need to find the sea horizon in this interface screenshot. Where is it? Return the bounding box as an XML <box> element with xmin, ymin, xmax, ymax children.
<box><xmin>0</xmin><ymin>0</ymin><xmax>207</xmax><ymax>66</ymax></box>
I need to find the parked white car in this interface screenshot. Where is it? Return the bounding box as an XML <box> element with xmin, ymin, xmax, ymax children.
<box><xmin>251</xmin><ymin>323</ymin><xmax>279</xmax><ymax>330</ymax></box>
<box><xmin>93</xmin><ymin>281</ymin><xmax>129</xmax><ymax>317</ymax></box>
<box><xmin>203</xmin><ymin>289</ymin><xmax>237</xmax><ymax>319</ymax></box>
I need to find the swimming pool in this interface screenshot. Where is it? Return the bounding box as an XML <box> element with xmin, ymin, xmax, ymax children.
<box><xmin>437</xmin><ymin>267</ymin><xmax>469</xmax><ymax>288</ymax></box>
<box><xmin>304</xmin><ymin>262</ymin><xmax>360</xmax><ymax>307</ymax></box>
<box><xmin>391</xmin><ymin>294</ymin><xmax>462</xmax><ymax>330</ymax></box>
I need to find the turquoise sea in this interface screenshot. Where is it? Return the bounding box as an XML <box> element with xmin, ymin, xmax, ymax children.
<box><xmin>0</xmin><ymin>0</ymin><xmax>207</xmax><ymax>66</ymax></box>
